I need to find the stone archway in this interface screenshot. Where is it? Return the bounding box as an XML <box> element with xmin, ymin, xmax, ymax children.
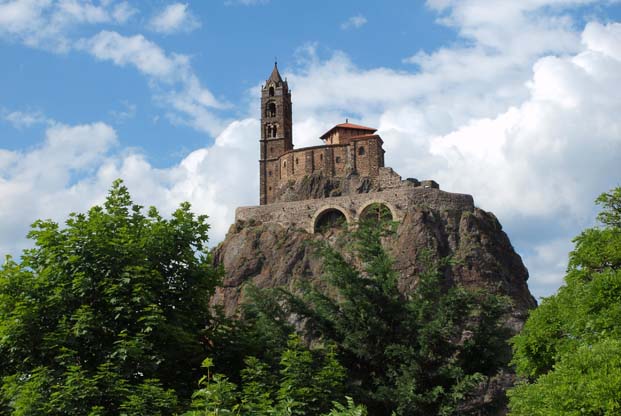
<box><xmin>356</xmin><ymin>200</ymin><xmax>398</xmax><ymax>223</ymax></box>
<box><xmin>311</xmin><ymin>205</ymin><xmax>352</xmax><ymax>233</ymax></box>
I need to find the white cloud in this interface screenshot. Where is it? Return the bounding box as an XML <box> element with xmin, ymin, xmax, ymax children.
<box><xmin>78</xmin><ymin>30</ymin><xmax>226</xmax><ymax>135</ymax></box>
<box><xmin>1</xmin><ymin>109</ymin><xmax>50</xmax><ymax>128</ymax></box>
<box><xmin>279</xmin><ymin>12</ymin><xmax>621</xmax><ymax>298</ymax></box>
<box><xmin>0</xmin><ymin>2</ymin><xmax>222</xmax><ymax>136</ymax></box>
<box><xmin>341</xmin><ymin>14</ymin><xmax>367</xmax><ymax>30</ymax></box>
<box><xmin>2</xmin><ymin>0</ymin><xmax>621</xmax><ymax>301</ymax></box>
<box><xmin>81</xmin><ymin>30</ymin><xmax>183</xmax><ymax>79</ymax></box>
<box><xmin>149</xmin><ymin>3</ymin><xmax>200</xmax><ymax>34</ymax></box>
<box><xmin>0</xmin><ymin>0</ymin><xmax>136</xmax><ymax>52</ymax></box>
<box><xmin>0</xmin><ymin>119</ymin><xmax>257</xmax><ymax>258</ymax></box>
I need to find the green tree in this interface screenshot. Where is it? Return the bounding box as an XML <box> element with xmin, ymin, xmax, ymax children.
<box><xmin>509</xmin><ymin>187</ymin><xmax>621</xmax><ymax>415</ymax></box>
<box><xmin>184</xmin><ymin>335</ymin><xmax>350</xmax><ymax>416</ymax></box>
<box><xmin>0</xmin><ymin>180</ymin><xmax>222</xmax><ymax>415</ymax></box>
<box><xmin>276</xmin><ymin>220</ymin><xmax>510</xmax><ymax>415</ymax></box>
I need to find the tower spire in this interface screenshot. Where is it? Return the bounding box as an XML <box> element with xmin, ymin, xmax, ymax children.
<box><xmin>268</xmin><ymin>61</ymin><xmax>283</xmax><ymax>83</ymax></box>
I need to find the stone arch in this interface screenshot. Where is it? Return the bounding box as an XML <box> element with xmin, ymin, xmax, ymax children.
<box><xmin>356</xmin><ymin>200</ymin><xmax>398</xmax><ymax>223</ymax></box>
<box><xmin>312</xmin><ymin>205</ymin><xmax>352</xmax><ymax>234</ymax></box>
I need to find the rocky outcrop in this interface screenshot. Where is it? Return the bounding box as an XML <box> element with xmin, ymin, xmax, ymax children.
<box><xmin>212</xmin><ymin>194</ymin><xmax>536</xmax><ymax>415</ymax></box>
<box><xmin>213</xmin><ymin>203</ymin><xmax>536</xmax><ymax>324</ymax></box>
<box><xmin>274</xmin><ymin>173</ymin><xmax>378</xmax><ymax>202</ymax></box>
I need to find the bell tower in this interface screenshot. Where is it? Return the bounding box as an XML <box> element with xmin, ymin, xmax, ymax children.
<box><xmin>260</xmin><ymin>62</ymin><xmax>293</xmax><ymax>205</ymax></box>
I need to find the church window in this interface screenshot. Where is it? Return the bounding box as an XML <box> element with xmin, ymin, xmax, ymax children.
<box><xmin>267</xmin><ymin>102</ymin><xmax>276</xmax><ymax>117</ymax></box>
<box><xmin>268</xmin><ymin>186</ymin><xmax>272</xmax><ymax>191</ymax></box>
<box><xmin>284</xmin><ymin>161</ymin><xmax>287</xmax><ymax>168</ymax></box>
<box><xmin>295</xmin><ymin>158</ymin><xmax>299</xmax><ymax>165</ymax></box>
<box><xmin>272</xmin><ymin>125</ymin><xmax>277</xmax><ymax>137</ymax></box>
<box><xmin>336</xmin><ymin>156</ymin><xmax>341</xmax><ymax>163</ymax></box>
<box><xmin>268</xmin><ymin>170</ymin><xmax>272</xmax><ymax>177</ymax></box>
<box><xmin>320</xmin><ymin>154</ymin><xmax>323</xmax><ymax>161</ymax></box>
<box><xmin>269</xmin><ymin>86</ymin><xmax>275</xmax><ymax>97</ymax></box>
<box><xmin>358</xmin><ymin>146</ymin><xmax>365</xmax><ymax>156</ymax></box>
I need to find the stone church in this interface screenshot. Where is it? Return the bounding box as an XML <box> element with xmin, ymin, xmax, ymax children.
<box><xmin>237</xmin><ymin>64</ymin><xmax>463</xmax><ymax>234</ymax></box>
<box><xmin>259</xmin><ymin>63</ymin><xmax>386</xmax><ymax>205</ymax></box>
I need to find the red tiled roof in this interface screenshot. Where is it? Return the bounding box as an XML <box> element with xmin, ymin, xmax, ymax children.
<box><xmin>320</xmin><ymin>122</ymin><xmax>377</xmax><ymax>140</ymax></box>
<box><xmin>349</xmin><ymin>133</ymin><xmax>378</xmax><ymax>139</ymax></box>
<box><xmin>334</xmin><ymin>122</ymin><xmax>376</xmax><ymax>130</ymax></box>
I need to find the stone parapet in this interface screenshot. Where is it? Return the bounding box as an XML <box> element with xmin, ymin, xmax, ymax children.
<box><xmin>236</xmin><ymin>185</ymin><xmax>474</xmax><ymax>234</ymax></box>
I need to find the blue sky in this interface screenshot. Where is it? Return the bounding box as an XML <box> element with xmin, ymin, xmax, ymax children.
<box><xmin>1</xmin><ymin>0</ymin><xmax>621</xmax><ymax>299</ymax></box>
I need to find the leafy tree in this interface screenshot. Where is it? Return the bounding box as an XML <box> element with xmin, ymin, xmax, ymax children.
<box><xmin>275</xmin><ymin>219</ymin><xmax>510</xmax><ymax>415</ymax></box>
<box><xmin>184</xmin><ymin>335</ymin><xmax>350</xmax><ymax>415</ymax></box>
<box><xmin>509</xmin><ymin>187</ymin><xmax>621</xmax><ymax>415</ymax></box>
<box><xmin>0</xmin><ymin>180</ymin><xmax>222</xmax><ymax>415</ymax></box>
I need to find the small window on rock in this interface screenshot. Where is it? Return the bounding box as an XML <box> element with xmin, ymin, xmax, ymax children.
<box><xmin>268</xmin><ymin>186</ymin><xmax>272</xmax><ymax>191</ymax></box>
<box><xmin>320</xmin><ymin>154</ymin><xmax>323</xmax><ymax>161</ymax></box>
<box><xmin>358</xmin><ymin>147</ymin><xmax>365</xmax><ymax>156</ymax></box>
<box><xmin>336</xmin><ymin>156</ymin><xmax>341</xmax><ymax>163</ymax></box>
<box><xmin>284</xmin><ymin>161</ymin><xmax>287</xmax><ymax>167</ymax></box>
<box><xmin>295</xmin><ymin>158</ymin><xmax>299</xmax><ymax>165</ymax></box>
<box><xmin>268</xmin><ymin>171</ymin><xmax>272</xmax><ymax>177</ymax></box>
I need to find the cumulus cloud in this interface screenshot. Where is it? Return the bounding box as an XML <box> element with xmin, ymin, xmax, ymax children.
<box><xmin>280</xmin><ymin>13</ymin><xmax>621</xmax><ymax>297</ymax></box>
<box><xmin>0</xmin><ymin>0</ymin><xmax>136</xmax><ymax>52</ymax></box>
<box><xmin>3</xmin><ymin>0</ymin><xmax>621</xmax><ymax>300</ymax></box>
<box><xmin>0</xmin><ymin>119</ymin><xmax>257</xmax><ymax>258</ymax></box>
<box><xmin>341</xmin><ymin>14</ymin><xmax>367</xmax><ymax>30</ymax></box>
<box><xmin>149</xmin><ymin>3</ymin><xmax>200</xmax><ymax>34</ymax></box>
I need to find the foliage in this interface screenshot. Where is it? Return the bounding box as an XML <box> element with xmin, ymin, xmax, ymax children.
<box><xmin>276</xmin><ymin>219</ymin><xmax>510</xmax><ymax>415</ymax></box>
<box><xmin>509</xmin><ymin>187</ymin><xmax>621</xmax><ymax>415</ymax></box>
<box><xmin>0</xmin><ymin>180</ymin><xmax>222</xmax><ymax>415</ymax></box>
<box><xmin>184</xmin><ymin>335</ymin><xmax>352</xmax><ymax>416</ymax></box>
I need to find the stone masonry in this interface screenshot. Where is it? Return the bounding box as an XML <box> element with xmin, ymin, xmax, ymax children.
<box><xmin>245</xmin><ymin>63</ymin><xmax>462</xmax><ymax>233</ymax></box>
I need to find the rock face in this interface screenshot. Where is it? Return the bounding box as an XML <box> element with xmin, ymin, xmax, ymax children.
<box><xmin>212</xmin><ymin>187</ymin><xmax>536</xmax><ymax>415</ymax></box>
<box><xmin>274</xmin><ymin>173</ymin><xmax>377</xmax><ymax>202</ymax></box>
<box><xmin>213</xmin><ymin>201</ymin><xmax>536</xmax><ymax>325</ymax></box>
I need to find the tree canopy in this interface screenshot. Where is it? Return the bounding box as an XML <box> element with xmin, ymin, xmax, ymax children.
<box><xmin>260</xmin><ymin>219</ymin><xmax>511</xmax><ymax>415</ymax></box>
<box><xmin>509</xmin><ymin>187</ymin><xmax>621</xmax><ymax>415</ymax></box>
<box><xmin>0</xmin><ymin>180</ymin><xmax>222</xmax><ymax>415</ymax></box>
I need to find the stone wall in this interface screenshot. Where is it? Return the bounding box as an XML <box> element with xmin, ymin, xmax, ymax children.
<box><xmin>236</xmin><ymin>185</ymin><xmax>474</xmax><ymax>234</ymax></box>
<box><xmin>275</xmin><ymin>136</ymin><xmax>385</xmax><ymax>200</ymax></box>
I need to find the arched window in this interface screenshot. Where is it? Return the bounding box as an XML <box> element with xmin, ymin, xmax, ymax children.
<box><xmin>272</xmin><ymin>125</ymin><xmax>277</xmax><ymax>137</ymax></box>
<box><xmin>295</xmin><ymin>158</ymin><xmax>299</xmax><ymax>165</ymax></box>
<box><xmin>358</xmin><ymin>146</ymin><xmax>365</xmax><ymax>156</ymax></box>
<box><xmin>269</xmin><ymin>86</ymin><xmax>275</xmax><ymax>97</ymax></box>
<box><xmin>266</xmin><ymin>102</ymin><xmax>276</xmax><ymax>117</ymax></box>
<box><xmin>320</xmin><ymin>154</ymin><xmax>323</xmax><ymax>161</ymax></box>
<box><xmin>335</xmin><ymin>156</ymin><xmax>341</xmax><ymax>163</ymax></box>
<box><xmin>284</xmin><ymin>160</ymin><xmax>287</xmax><ymax>168</ymax></box>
